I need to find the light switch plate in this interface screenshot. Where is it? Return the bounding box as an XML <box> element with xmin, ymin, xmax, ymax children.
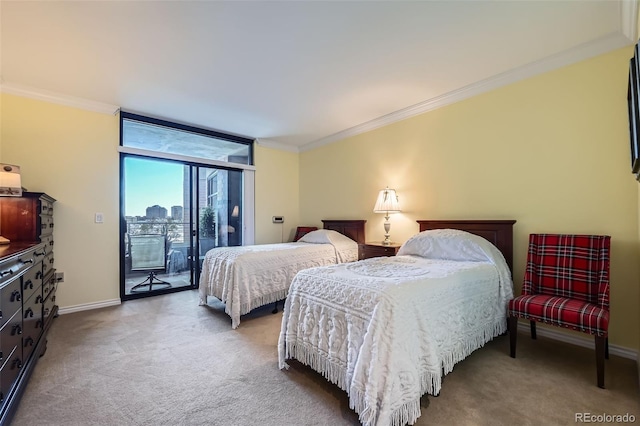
<box><xmin>95</xmin><ymin>212</ymin><xmax>104</xmax><ymax>223</ymax></box>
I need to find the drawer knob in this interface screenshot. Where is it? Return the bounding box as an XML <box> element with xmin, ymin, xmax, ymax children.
<box><xmin>24</xmin><ymin>337</ymin><xmax>34</xmax><ymax>348</ymax></box>
<box><xmin>11</xmin><ymin>358</ymin><xmax>22</xmax><ymax>370</ymax></box>
<box><xmin>11</xmin><ymin>324</ymin><xmax>22</xmax><ymax>336</ymax></box>
<box><xmin>0</xmin><ymin>270</ymin><xmax>13</xmax><ymax>277</ymax></box>
<box><xmin>35</xmin><ymin>250</ymin><xmax>46</xmax><ymax>256</ymax></box>
<box><xmin>24</xmin><ymin>308</ymin><xmax>33</xmax><ymax>318</ymax></box>
<box><xmin>24</xmin><ymin>279</ymin><xmax>33</xmax><ymax>290</ymax></box>
<box><xmin>20</xmin><ymin>258</ymin><xmax>33</xmax><ymax>264</ymax></box>
<box><xmin>10</xmin><ymin>290</ymin><xmax>21</xmax><ymax>302</ymax></box>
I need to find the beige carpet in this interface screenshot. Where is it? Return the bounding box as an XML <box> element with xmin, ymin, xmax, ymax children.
<box><xmin>10</xmin><ymin>290</ymin><xmax>640</xmax><ymax>426</ymax></box>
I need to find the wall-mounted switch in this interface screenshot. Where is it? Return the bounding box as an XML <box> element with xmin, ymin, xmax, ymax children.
<box><xmin>272</xmin><ymin>216</ymin><xmax>284</xmax><ymax>223</ymax></box>
<box><xmin>95</xmin><ymin>213</ymin><xmax>104</xmax><ymax>223</ymax></box>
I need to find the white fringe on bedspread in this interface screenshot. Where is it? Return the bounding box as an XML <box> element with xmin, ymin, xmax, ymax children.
<box><xmin>281</xmin><ymin>318</ymin><xmax>506</xmax><ymax>426</ymax></box>
<box><xmin>278</xmin><ymin>249</ymin><xmax>513</xmax><ymax>426</ymax></box>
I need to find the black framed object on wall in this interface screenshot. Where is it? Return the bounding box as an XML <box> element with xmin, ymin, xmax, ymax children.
<box><xmin>627</xmin><ymin>43</ymin><xmax>640</xmax><ymax>178</ymax></box>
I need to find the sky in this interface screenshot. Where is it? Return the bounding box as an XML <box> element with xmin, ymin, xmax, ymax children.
<box><xmin>124</xmin><ymin>157</ymin><xmax>185</xmax><ymax>217</ymax></box>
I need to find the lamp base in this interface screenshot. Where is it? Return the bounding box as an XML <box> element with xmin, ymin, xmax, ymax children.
<box><xmin>381</xmin><ymin>216</ymin><xmax>393</xmax><ymax>245</ymax></box>
<box><xmin>0</xmin><ymin>236</ymin><xmax>10</xmax><ymax>245</ymax></box>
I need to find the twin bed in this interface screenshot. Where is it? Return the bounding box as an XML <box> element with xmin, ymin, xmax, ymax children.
<box><xmin>278</xmin><ymin>220</ymin><xmax>516</xmax><ymax>426</ymax></box>
<box><xmin>199</xmin><ymin>218</ymin><xmax>516</xmax><ymax>426</ymax></box>
<box><xmin>198</xmin><ymin>219</ymin><xmax>366</xmax><ymax>329</ymax></box>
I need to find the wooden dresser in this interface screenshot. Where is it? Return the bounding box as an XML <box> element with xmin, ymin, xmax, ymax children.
<box><xmin>0</xmin><ymin>192</ymin><xmax>57</xmax><ymax>425</ymax></box>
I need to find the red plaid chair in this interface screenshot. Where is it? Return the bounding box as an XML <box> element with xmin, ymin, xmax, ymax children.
<box><xmin>507</xmin><ymin>234</ymin><xmax>611</xmax><ymax>388</ymax></box>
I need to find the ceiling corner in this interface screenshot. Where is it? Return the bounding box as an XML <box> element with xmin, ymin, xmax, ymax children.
<box><xmin>255</xmin><ymin>138</ymin><xmax>301</xmax><ymax>154</ymax></box>
<box><xmin>620</xmin><ymin>0</ymin><xmax>639</xmax><ymax>43</ymax></box>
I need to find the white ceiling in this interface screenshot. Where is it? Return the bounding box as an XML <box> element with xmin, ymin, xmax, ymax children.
<box><xmin>1</xmin><ymin>1</ymin><xmax>636</xmax><ymax>152</ymax></box>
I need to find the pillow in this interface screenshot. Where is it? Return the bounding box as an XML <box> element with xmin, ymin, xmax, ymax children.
<box><xmin>397</xmin><ymin>228</ymin><xmax>494</xmax><ymax>262</ymax></box>
<box><xmin>298</xmin><ymin>229</ymin><xmax>353</xmax><ymax>245</ymax></box>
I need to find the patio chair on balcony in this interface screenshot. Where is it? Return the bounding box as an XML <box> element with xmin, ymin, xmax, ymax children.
<box><xmin>129</xmin><ymin>234</ymin><xmax>172</xmax><ymax>292</ymax></box>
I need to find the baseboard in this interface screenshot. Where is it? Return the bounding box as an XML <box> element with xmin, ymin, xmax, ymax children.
<box><xmin>516</xmin><ymin>322</ymin><xmax>638</xmax><ymax>360</ymax></box>
<box><xmin>57</xmin><ymin>298</ymin><xmax>121</xmax><ymax>315</ymax></box>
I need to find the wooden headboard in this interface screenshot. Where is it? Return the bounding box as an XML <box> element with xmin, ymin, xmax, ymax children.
<box><xmin>322</xmin><ymin>220</ymin><xmax>366</xmax><ymax>244</ymax></box>
<box><xmin>416</xmin><ymin>220</ymin><xmax>516</xmax><ymax>273</ymax></box>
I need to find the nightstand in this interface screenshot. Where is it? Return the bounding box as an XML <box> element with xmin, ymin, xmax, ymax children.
<box><xmin>358</xmin><ymin>242</ymin><xmax>402</xmax><ymax>260</ymax></box>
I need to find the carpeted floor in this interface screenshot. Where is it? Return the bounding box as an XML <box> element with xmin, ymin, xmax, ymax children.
<box><xmin>10</xmin><ymin>290</ymin><xmax>640</xmax><ymax>426</ymax></box>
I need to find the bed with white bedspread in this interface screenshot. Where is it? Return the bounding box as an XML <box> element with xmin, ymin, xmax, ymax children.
<box><xmin>199</xmin><ymin>220</ymin><xmax>365</xmax><ymax>329</ymax></box>
<box><xmin>278</xmin><ymin>220</ymin><xmax>516</xmax><ymax>426</ymax></box>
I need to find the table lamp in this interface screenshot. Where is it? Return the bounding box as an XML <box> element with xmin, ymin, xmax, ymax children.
<box><xmin>0</xmin><ymin>164</ymin><xmax>23</xmax><ymax>244</ymax></box>
<box><xmin>373</xmin><ymin>186</ymin><xmax>400</xmax><ymax>245</ymax></box>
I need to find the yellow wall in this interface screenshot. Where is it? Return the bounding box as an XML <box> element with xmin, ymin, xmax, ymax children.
<box><xmin>1</xmin><ymin>94</ymin><xmax>121</xmax><ymax>308</ymax></box>
<box><xmin>1</xmin><ymin>46</ymin><xmax>638</xmax><ymax>350</ymax></box>
<box><xmin>0</xmin><ymin>94</ymin><xmax>300</xmax><ymax>309</ymax></box>
<box><xmin>254</xmin><ymin>144</ymin><xmax>300</xmax><ymax>244</ymax></box>
<box><xmin>300</xmin><ymin>46</ymin><xmax>640</xmax><ymax>350</ymax></box>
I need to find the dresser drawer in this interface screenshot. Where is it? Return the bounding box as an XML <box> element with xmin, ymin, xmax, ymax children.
<box><xmin>42</xmin><ymin>250</ymin><xmax>54</xmax><ymax>277</ymax></box>
<box><xmin>42</xmin><ymin>270</ymin><xmax>55</xmax><ymax>301</ymax></box>
<box><xmin>22</xmin><ymin>291</ymin><xmax>44</xmax><ymax>362</ymax></box>
<box><xmin>39</xmin><ymin>199</ymin><xmax>54</xmax><ymax>216</ymax></box>
<box><xmin>0</xmin><ymin>310</ymin><xmax>22</xmax><ymax>370</ymax></box>
<box><xmin>21</xmin><ymin>261</ymin><xmax>43</xmax><ymax>303</ymax></box>
<box><xmin>41</xmin><ymin>234</ymin><xmax>54</xmax><ymax>251</ymax></box>
<box><xmin>43</xmin><ymin>291</ymin><xmax>56</xmax><ymax>325</ymax></box>
<box><xmin>40</xmin><ymin>215</ymin><xmax>54</xmax><ymax>237</ymax></box>
<box><xmin>0</xmin><ymin>277</ymin><xmax>22</xmax><ymax>330</ymax></box>
<box><xmin>45</xmin><ymin>271</ymin><xmax>57</xmax><ymax>299</ymax></box>
<box><xmin>0</xmin><ymin>346</ymin><xmax>20</xmax><ymax>406</ymax></box>
<box><xmin>358</xmin><ymin>243</ymin><xmax>401</xmax><ymax>260</ymax></box>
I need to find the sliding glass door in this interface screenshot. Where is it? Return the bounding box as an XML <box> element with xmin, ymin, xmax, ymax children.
<box><xmin>119</xmin><ymin>111</ymin><xmax>254</xmax><ymax>301</ymax></box>
<box><xmin>121</xmin><ymin>157</ymin><xmax>194</xmax><ymax>299</ymax></box>
<box><xmin>194</xmin><ymin>166</ymin><xmax>243</xmax><ymax>273</ymax></box>
<box><xmin>121</xmin><ymin>158</ymin><xmax>244</xmax><ymax>300</ymax></box>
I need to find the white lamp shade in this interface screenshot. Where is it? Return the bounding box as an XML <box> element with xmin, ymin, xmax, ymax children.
<box><xmin>373</xmin><ymin>187</ymin><xmax>400</xmax><ymax>213</ymax></box>
<box><xmin>0</xmin><ymin>164</ymin><xmax>22</xmax><ymax>196</ymax></box>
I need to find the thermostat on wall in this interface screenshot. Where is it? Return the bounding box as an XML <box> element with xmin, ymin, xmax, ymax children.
<box><xmin>272</xmin><ymin>216</ymin><xmax>284</xmax><ymax>223</ymax></box>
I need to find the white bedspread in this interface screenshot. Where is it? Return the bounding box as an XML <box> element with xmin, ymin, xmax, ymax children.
<box><xmin>199</xmin><ymin>234</ymin><xmax>358</xmax><ymax>329</ymax></box>
<box><xmin>278</xmin><ymin>232</ymin><xmax>513</xmax><ymax>426</ymax></box>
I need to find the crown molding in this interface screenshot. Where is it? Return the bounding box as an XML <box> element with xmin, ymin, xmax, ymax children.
<box><xmin>0</xmin><ymin>81</ymin><xmax>120</xmax><ymax>115</ymax></box>
<box><xmin>255</xmin><ymin>138</ymin><xmax>300</xmax><ymax>153</ymax></box>
<box><xmin>300</xmin><ymin>30</ymin><xmax>635</xmax><ymax>153</ymax></box>
<box><xmin>621</xmin><ymin>0</ymin><xmax>639</xmax><ymax>43</ymax></box>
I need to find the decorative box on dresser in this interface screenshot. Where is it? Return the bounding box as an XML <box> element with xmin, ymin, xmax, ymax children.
<box><xmin>0</xmin><ymin>192</ymin><xmax>57</xmax><ymax>425</ymax></box>
<box><xmin>358</xmin><ymin>242</ymin><xmax>402</xmax><ymax>260</ymax></box>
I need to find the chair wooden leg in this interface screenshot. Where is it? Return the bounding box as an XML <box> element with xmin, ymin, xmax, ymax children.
<box><xmin>508</xmin><ymin>316</ymin><xmax>518</xmax><ymax>358</ymax></box>
<box><xmin>530</xmin><ymin>320</ymin><xmax>537</xmax><ymax>340</ymax></box>
<box><xmin>595</xmin><ymin>336</ymin><xmax>605</xmax><ymax>389</ymax></box>
<box><xmin>605</xmin><ymin>337</ymin><xmax>609</xmax><ymax>360</ymax></box>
